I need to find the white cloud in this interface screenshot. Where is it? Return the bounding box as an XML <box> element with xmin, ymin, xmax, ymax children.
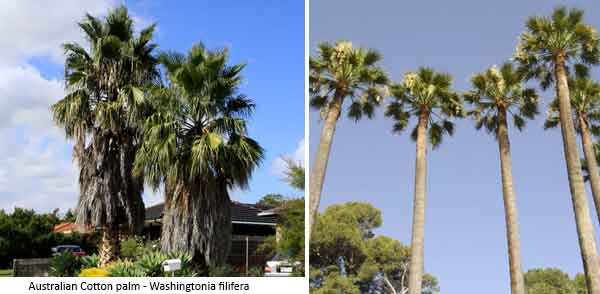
<box><xmin>271</xmin><ymin>137</ymin><xmax>305</xmax><ymax>177</ymax></box>
<box><xmin>0</xmin><ymin>0</ymin><xmax>156</xmax><ymax>213</ymax></box>
<box><xmin>0</xmin><ymin>0</ymin><xmax>116</xmax><ymax>65</ymax></box>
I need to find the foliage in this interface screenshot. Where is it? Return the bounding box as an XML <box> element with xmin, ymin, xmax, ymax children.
<box><xmin>386</xmin><ymin>67</ymin><xmax>463</xmax><ymax>148</ymax></box>
<box><xmin>106</xmin><ymin>260</ymin><xmax>146</xmax><ymax>277</ymax></box>
<box><xmin>514</xmin><ymin>6</ymin><xmax>600</xmax><ymax>89</ymax></box>
<box><xmin>81</xmin><ymin>254</ymin><xmax>100</xmax><ymax>269</ymax></box>
<box><xmin>79</xmin><ymin>267</ymin><xmax>109</xmax><ymax>277</ymax></box>
<box><xmin>0</xmin><ymin>207</ymin><xmax>98</xmax><ymax>268</ymax></box>
<box><xmin>209</xmin><ymin>264</ymin><xmax>239</xmax><ymax>277</ymax></box>
<box><xmin>312</xmin><ymin>272</ymin><xmax>361</xmax><ymax>294</ymax></box>
<box><xmin>464</xmin><ymin>62</ymin><xmax>539</xmax><ymax>136</ymax></box>
<box><xmin>49</xmin><ymin>252</ymin><xmax>82</xmax><ymax>277</ymax></box>
<box><xmin>524</xmin><ymin>268</ymin><xmax>580</xmax><ymax>294</ymax></box>
<box><xmin>277</xmin><ymin>198</ymin><xmax>305</xmax><ymax>261</ymax></box>
<box><xmin>247</xmin><ymin>266</ymin><xmax>264</xmax><ymax>277</ymax></box>
<box><xmin>310</xmin><ymin>202</ymin><xmax>439</xmax><ymax>294</ymax></box>
<box><xmin>120</xmin><ymin>236</ymin><xmax>145</xmax><ymax>258</ymax></box>
<box><xmin>310</xmin><ymin>41</ymin><xmax>389</xmax><ymax>121</ymax></box>
<box><xmin>544</xmin><ymin>75</ymin><xmax>600</xmax><ymax>134</ymax></box>
<box><xmin>311</xmin><ymin>202</ymin><xmax>382</xmax><ymax>273</ymax></box>
<box><xmin>282</xmin><ymin>157</ymin><xmax>305</xmax><ymax>191</ymax></box>
<box><xmin>256</xmin><ymin>194</ymin><xmax>287</xmax><ymax>208</ymax></box>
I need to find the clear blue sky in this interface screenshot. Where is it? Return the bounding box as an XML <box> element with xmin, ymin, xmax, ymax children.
<box><xmin>0</xmin><ymin>0</ymin><xmax>304</xmax><ymax>213</ymax></box>
<box><xmin>310</xmin><ymin>1</ymin><xmax>600</xmax><ymax>293</ymax></box>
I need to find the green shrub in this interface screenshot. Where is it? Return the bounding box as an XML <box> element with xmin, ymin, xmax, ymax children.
<box><xmin>49</xmin><ymin>252</ymin><xmax>81</xmax><ymax>277</ymax></box>
<box><xmin>209</xmin><ymin>264</ymin><xmax>239</xmax><ymax>277</ymax></box>
<box><xmin>107</xmin><ymin>260</ymin><xmax>145</xmax><ymax>277</ymax></box>
<box><xmin>80</xmin><ymin>254</ymin><xmax>99</xmax><ymax>269</ymax></box>
<box><xmin>137</xmin><ymin>251</ymin><xmax>167</xmax><ymax>277</ymax></box>
<box><xmin>120</xmin><ymin>237</ymin><xmax>143</xmax><ymax>258</ymax></box>
<box><xmin>247</xmin><ymin>266</ymin><xmax>263</xmax><ymax>277</ymax></box>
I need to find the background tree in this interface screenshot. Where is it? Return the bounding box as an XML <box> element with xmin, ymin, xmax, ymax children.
<box><xmin>51</xmin><ymin>6</ymin><xmax>159</xmax><ymax>267</ymax></box>
<box><xmin>310</xmin><ymin>202</ymin><xmax>439</xmax><ymax>294</ymax></box>
<box><xmin>544</xmin><ymin>76</ymin><xmax>600</xmax><ymax>224</ymax></box>
<box><xmin>524</xmin><ymin>268</ymin><xmax>588</xmax><ymax>294</ymax></box>
<box><xmin>0</xmin><ymin>208</ymin><xmax>99</xmax><ymax>268</ymax></box>
<box><xmin>309</xmin><ymin>41</ymin><xmax>388</xmax><ymax>235</ymax></box>
<box><xmin>134</xmin><ymin>43</ymin><xmax>263</xmax><ymax>270</ymax></box>
<box><xmin>385</xmin><ymin>67</ymin><xmax>462</xmax><ymax>294</ymax></box>
<box><xmin>256</xmin><ymin>194</ymin><xmax>287</xmax><ymax>208</ymax></box>
<box><xmin>514</xmin><ymin>6</ymin><xmax>600</xmax><ymax>291</ymax></box>
<box><xmin>282</xmin><ymin>157</ymin><xmax>305</xmax><ymax>191</ymax></box>
<box><xmin>464</xmin><ymin>62</ymin><xmax>539</xmax><ymax>294</ymax></box>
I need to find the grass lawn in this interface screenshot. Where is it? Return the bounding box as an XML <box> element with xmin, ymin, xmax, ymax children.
<box><xmin>0</xmin><ymin>269</ymin><xmax>12</xmax><ymax>277</ymax></box>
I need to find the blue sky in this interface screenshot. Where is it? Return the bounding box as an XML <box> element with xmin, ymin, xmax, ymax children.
<box><xmin>310</xmin><ymin>1</ymin><xmax>600</xmax><ymax>293</ymax></box>
<box><xmin>0</xmin><ymin>0</ymin><xmax>304</xmax><ymax>212</ymax></box>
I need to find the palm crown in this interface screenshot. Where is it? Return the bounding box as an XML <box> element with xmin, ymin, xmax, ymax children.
<box><xmin>52</xmin><ymin>6</ymin><xmax>159</xmax><ymax>148</ymax></box>
<box><xmin>465</xmin><ymin>62</ymin><xmax>539</xmax><ymax>137</ymax></box>
<box><xmin>134</xmin><ymin>43</ymin><xmax>264</xmax><ymax>190</ymax></box>
<box><xmin>310</xmin><ymin>41</ymin><xmax>389</xmax><ymax>121</ymax></box>
<box><xmin>545</xmin><ymin>76</ymin><xmax>600</xmax><ymax>135</ymax></box>
<box><xmin>514</xmin><ymin>6</ymin><xmax>600</xmax><ymax>88</ymax></box>
<box><xmin>385</xmin><ymin>67</ymin><xmax>463</xmax><ymax>148</ymax></box>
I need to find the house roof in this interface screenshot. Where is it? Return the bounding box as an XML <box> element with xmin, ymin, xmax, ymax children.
<box><xmin>145</xmin><ymin>201</ymin><xmax>279</xmax><ymax>226</ymax></box>
<box><xmin>53</xmin><ymin>223</ymin><xmax>77</xmax><ymax>233</ymax></box>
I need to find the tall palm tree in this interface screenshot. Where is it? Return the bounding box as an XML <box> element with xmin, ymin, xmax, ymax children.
<box><xmin>385</xmin><ymin>67</ymin><xmax>463</xmax><ymax>294</ymax></box>
<box><xmin>309</xmin><ymin>41</ymin><xmax>388</xmax><ymax>235</ymax></box>
<box><xmin>514</xmin><ymin>6</ymin><xmax>600</xmax><ymax>292</ymax></box>
<box><xmin>134</xmin><ymin>43</ymin><xmax>264</xmax><ymax>270</ymax></box>
<box><xmin>545</xmin><ymin>76</ymin><xmax>600</xmax><ymax>225</ymax></box>
<box><xmin>464</xmin><ymin>62</ymin><xmax>539</xmax><ymax>294</ymax></box>
<box><xmin>51</xmin><ymin>6</ymin><xmax>159</xmax><ymax>267</ymax></box>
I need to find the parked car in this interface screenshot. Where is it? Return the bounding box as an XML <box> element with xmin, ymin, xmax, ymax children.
<box><xmin>51</xmin><ymin>245</ymin><xmax>87</xmax><ymax>257</ymax></box>
<box><xmin>264</xmin><ymin>254</ymin><xmax>300</xmax><ymax>277</ymax></box>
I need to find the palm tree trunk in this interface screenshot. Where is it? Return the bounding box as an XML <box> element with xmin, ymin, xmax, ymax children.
<box><xmin>98</xmin><ymin>224</ymin><xmax>119</xmax><ymax>268</ymax></box>
<box><xmin>309</xmin><ymin>92</ymin><xmax>343</xmax><ymax>236</ymax></box>
<box><xmin>578</xmin><ymin>116</ymin><xmax>600</xmax><ymax>225</ymax></box>
<box><xmin>554</xmin><ymin>56</ymin><xmax>600</xmax><ymax>293</ymax></box>
<box><xmin>161</xmin><ymin>179</ymin><xmax>231</xmax><ymax>272</ymax></box>
<box><xmin>407</xmin><ymin>111</ymin><xmax>429</xmax><ymax>294</ymax></box>
<box><xmin>497</xmin><ymin>107</ymin><xmax>525</xmax><ymax>294</ymax></box>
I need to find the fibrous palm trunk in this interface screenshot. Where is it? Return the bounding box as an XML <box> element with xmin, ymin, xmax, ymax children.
<box><xmin>160</xmin><ymin>179</ymin><xmax>231</xmax><ymax>272</ymax></box>
<box><xmin>407</xmin><ymin>112</ymin><xmax>429</xmax><ymax>294</ymax></box>
<box><xmin>76</xmin><ymin>132</ymin><xmax>145</xmax><ymax>267</ymax></box>
<box><xmin>578</xmin><ymin>116</ymin><xmax>600</xmax><ymax>225</ymax></box>
<box><xmin>309</xmin><ymin>92</ymin><xmax>343</xmax><ymax>236</ymax></box>
<box><xmin>497</xmin><ymin>107</ymin><xmax>525</xmax><ymax>294</ymax></box>
<box><xmin>554</xmin><ymin>56</ymin><xmax>600</xmax><ymax>293</ymax></box>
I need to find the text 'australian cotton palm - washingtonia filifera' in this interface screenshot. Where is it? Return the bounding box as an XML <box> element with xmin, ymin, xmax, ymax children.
<box><xmin>133</xmin><ymin>43</ymin><xmax>264</xmax><ymax>271</ymax></box>
<box><xmin>51</xmin><ymin>6</ymin><xmax>159</xmax><ymax>267</ymax></box>
<box><xmin>309</xmin><ymin>41</ymin><xmax>388</xmax><ymax>236</ymax></box>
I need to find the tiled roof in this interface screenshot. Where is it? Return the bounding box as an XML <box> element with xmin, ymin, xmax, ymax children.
<box><xmin>145</xmin><ymin>201</ymin><xmax>278</xmax><ymax>225</ymax></box>
<box><xmin>53</xmin><ymin>223</ymin><xmax>77</xmax><ymax>233</ymax></box>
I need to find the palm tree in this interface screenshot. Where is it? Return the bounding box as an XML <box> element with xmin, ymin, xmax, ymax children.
<box><xmin>464</xmin><ymin>62</ymin><xmax>539</xmax><ymax>294</ymax></box>
<box><xmin>51</xmin><ymin>6</ymin><xmax>159</xmax><ymax>267</ymax></box>
<box><xmin>134</xmin><ymin>43</ymin><xmax>264</xmax><ymax>270</ymax></box>
<box><xmin>545</xmin><ymin>75</ymin><xmax>600</xmax><ymax>226</ymax></box>
<box><xmin>385</xmin><ymin>67</ymin><xmax>463</xmax><ymax>294</ymax></box>
<box><xmin>309</xmin><ymin>41</ymin><xmax>388</xmax><ymax>235</ymax></box>
<box><xmin>514</xmin><ymin>6</ymin><xmax>600</xmax><ymax>292</ymax></box>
